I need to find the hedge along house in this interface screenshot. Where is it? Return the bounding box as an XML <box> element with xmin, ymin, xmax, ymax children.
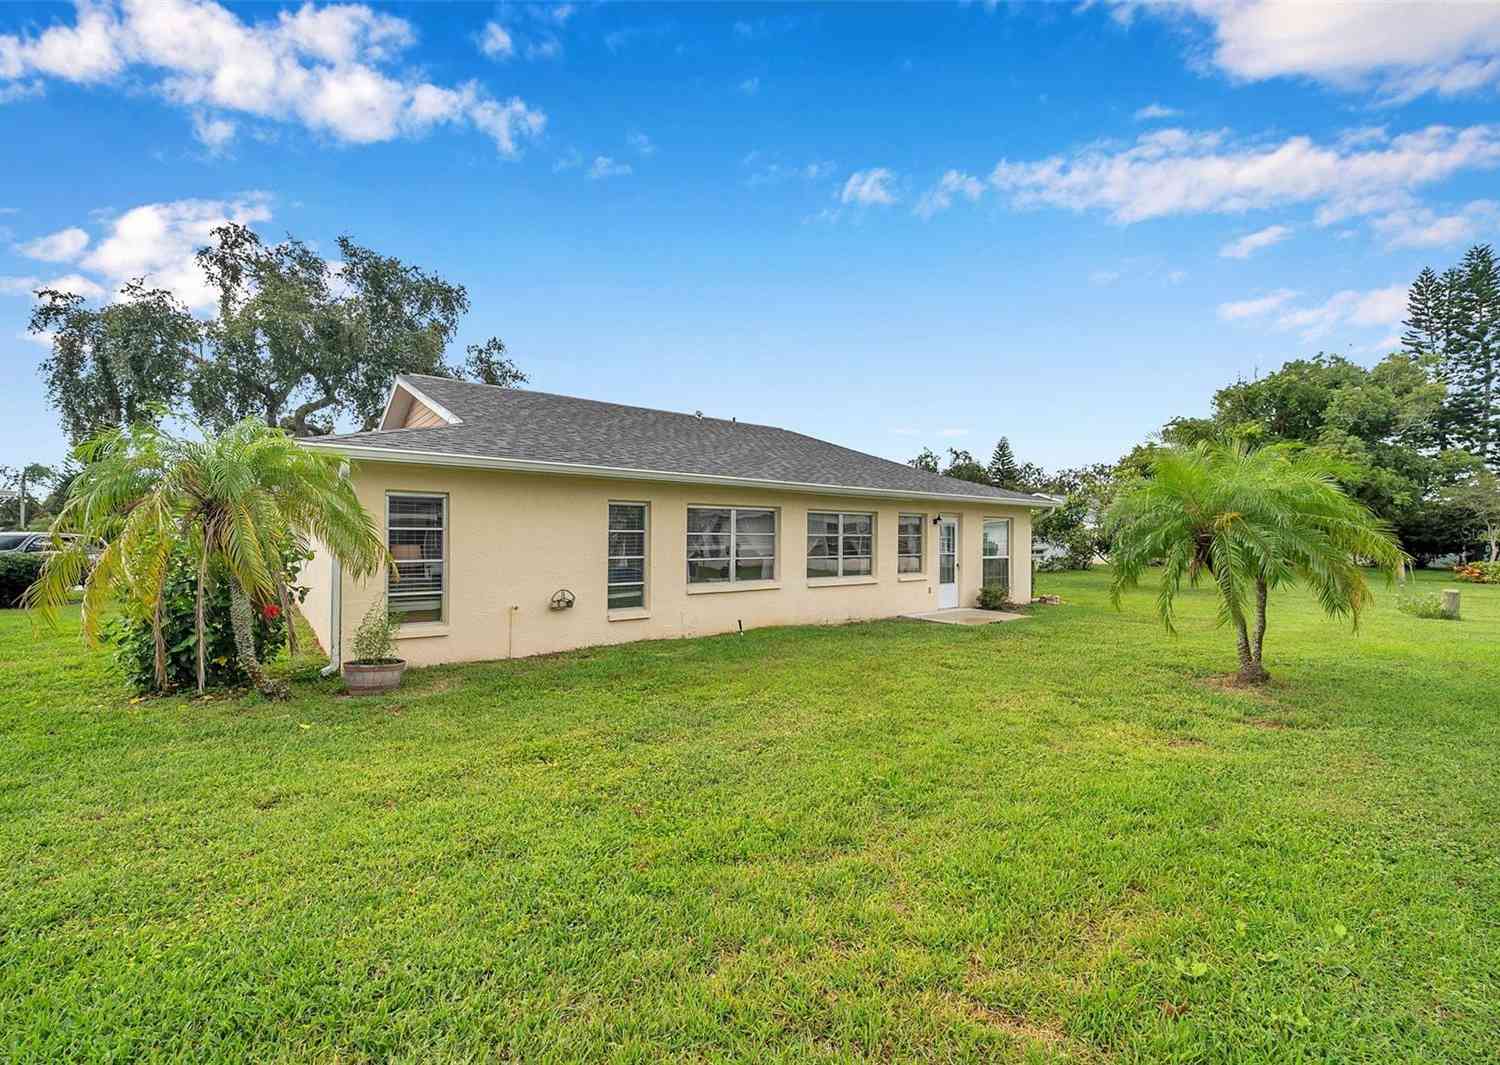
<box><xmin>298</xmin><ymin>375</ymin><xmax>1059</xmax><ymax>667</ymax></box>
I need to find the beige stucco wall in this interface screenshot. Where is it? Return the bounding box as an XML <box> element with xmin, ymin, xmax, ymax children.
<box><xmin>302</xmin><ymin>462</ymin><xmax>1035</xmax><ymax>666</ymax></box>
<box><xmin>297</xmin><ymin>537</ymin><xmax>332</xmax><ymax>652</ymax></box>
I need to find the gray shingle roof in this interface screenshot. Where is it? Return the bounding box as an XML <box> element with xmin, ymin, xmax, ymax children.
<box><xmin>306</xmin><ymin>374</ymin><xmax>1053</xmax><ymax>506</ymax></box>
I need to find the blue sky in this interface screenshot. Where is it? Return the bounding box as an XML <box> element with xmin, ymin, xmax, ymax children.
<box><xmin>2</xmin><ymin>1</ymin><xmax>1499</xmax><ymax>473</ymax></box>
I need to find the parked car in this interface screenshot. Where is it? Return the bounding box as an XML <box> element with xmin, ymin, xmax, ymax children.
<box><xmin>0</xmin><ymin>531</ymin><xmax>99</xmax><ymax>559</ymax></box>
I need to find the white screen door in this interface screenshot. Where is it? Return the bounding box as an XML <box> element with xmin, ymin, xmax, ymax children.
<box><xmin>938</xmin><ymin>517</ymin><xmax>958</xmax><ymax>608</ymax></box>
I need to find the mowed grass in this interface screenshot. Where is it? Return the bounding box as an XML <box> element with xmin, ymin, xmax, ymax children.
<box><xmin>1</xmin><ymin>570</ymin><xmax>1497</xmax><ymax>1063</ymax></box>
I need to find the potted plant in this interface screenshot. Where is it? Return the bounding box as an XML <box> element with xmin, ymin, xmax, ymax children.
<box><xmin>343</xmin><ymin>598</ymin><xmax>406</xmax><ymax>694</ymax></box>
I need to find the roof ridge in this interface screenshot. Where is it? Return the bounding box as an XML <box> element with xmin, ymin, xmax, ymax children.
<box><xmin>398</xmin><ymin>374</ymin><xmax>789</xmax><ymax>433</ymax></box>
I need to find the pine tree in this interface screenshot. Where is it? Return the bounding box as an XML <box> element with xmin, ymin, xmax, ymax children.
<box><xmin>1403</xmin><ymin>266</ymin><xmax>1462</xmax><ymax>447</ymax></box>
<box><xmin>1401</xmin><ymin>267</ymin><xmax>1458</xmax><ymax>361</ymax></box>
<box><xmin>987</xmin><ymin>437</ymin><xmax>1022</xmax><ymax>489</ymax></box>
<box><xmin>1452</xmin><ymin>245</ymin><xmax>1500</xmax><ymax>468</ymax></box>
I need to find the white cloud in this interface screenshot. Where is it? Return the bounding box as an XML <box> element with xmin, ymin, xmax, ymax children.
<box><xmin>1219</xmin><ymin>223</ymin><xmax>1292</xmax><ymax>259</ymax></box>
<box><xmin>1272</xmin><ymin>284</ymin><xmax>1408</xmax><ymax>340</ymax></box>
<box><xmin>841</xmin><ymin>168</ymin><xmax>898</xmax><ymax>207</ymax></box>
<box><xmin>0</xmin><ymin>0</ymin><xmax>545</xmax><ymax>155</ymax></box>
<box><xmin>1134</xmin><ymin>102</ymin><xmax>1179</xmax><ymax>120</ymax></box>
<box><xmin>937</xmin><ymin>428</ymin><xmax>968</xmax><ymax>438</ymax></box>
<box><xmin>478</xmin><ymin>21</ymin><xmax>514</xmax><ymax>59</ymax></box>
<box><xmin>484</xmin><ymin>3</ymin><xmax>576</xmax><ymax>61</ymax></box>
<box><xmin>1089</xmin><ymin>269</ymin><xmax>1122</xmax><ymax>286</ymax></box>
<box><xmin>1119</xmin><ymin>0</ymin><xmax>1500</xmax><ymax>101</ymax></box>
<box><xmin>628</xmin><ymin>131</ymin><xmax>655</xmax><ymax>156</ymax></box>
<box><xmin>915</xmin><ymin>169</ymin><xmax>984</xmax><ymax>219</ymax></box>
<box><xmin>588</xmin><ymin>155</ymin><xmax>632</xmax><ymax>180</ymax></box>
<box><xmin>988</xmin><ymin>124</ymin><xmax>1500</xmax><ymax>228</ymax></box>
<box><xmin>744</xmin><ymin>154</ymin><xmax>836</xmax><ymax>187</ymax></box>
<box><xmin>18</xmin><ymin>226</ymin><xmax>89</xmax><ymax>262</ymax></box>
<box><xmin>553</xmin><ymin>147</ymin><xmax>582</xmax><ymax>172</ymax></box>
<box><xmin>1369</xmin><ymin>200</ymin><xmax>1500</xmax><ymax>248</ymax></box>
<box><xmin>191</xmin><ymin>111</ymin><xmax>236</xmax><ymax>153</ymax></box>
<box><xmin>39</xmin><ymin>273</ymin><xmax>107</xmax><ymax>299</ymax></box>
<box><xmin>0</xmin><ymin>272</ymin><xmax>105</xmax><ymax>300</ymax></box>
<box><xmin>0</xmin><ymin>1</ymin><xmax>125</xmax><ymax>82</ymax></box>
<box><xmin>524</xmin><ymin>38</ymin><xmax>561</xmax><ymax>60</ymax></box>
<box><xmin>1217</xmin><ymin>288</ymin><xmax>1298</xmax><ymax>321</ymax></box>
<box><xmin>79</xmin><ymin>193</ymin><xmax>273</xmax><ymax>310</ymax></box>
<box><xmin>739</xmin><ymin>76</ymin><xmax>760</xmax><ymax>95</ymax></box>
<box><xmin>0</xmin><ymin>79</ymin><xmax>43</xmax><ymax>103</ymax></box>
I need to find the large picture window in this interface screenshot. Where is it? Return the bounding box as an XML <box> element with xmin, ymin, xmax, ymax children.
<box><xmin>387</xmin><ymin>494</ymin><xmax>445</xmax><ymax>624</ymax></box>
<box><xmin>687</xmin><ymin>506</ymin><xmax>777</xmax><ymax>584</ymax></box>
<box><xmin>807</xmin><ymin>511</ymin><xmax>874</xmax><ymax>578</ymax></box>
<box><xmin>607</xmin><ymin>503</ymin><xmax>648</xmax><ymax>610</ymax></box>
<box><xmin>982</xmin><ymin>518</ymin><xmax>1011</xmax><ymax>596</ymax></box>
<box><xmin>898</xmin><ymin>513</ymin><xmax>925</xmax><ymax>574</ymax></box>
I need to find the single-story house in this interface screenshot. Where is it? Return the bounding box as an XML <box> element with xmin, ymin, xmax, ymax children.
<box><xmin>298</xmin><ymin>374</ymin><xmax>1058</xmax><ymax>666</ymax></box>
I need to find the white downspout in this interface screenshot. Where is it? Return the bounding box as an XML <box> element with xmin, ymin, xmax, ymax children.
<box><xmin>318</xmin><ymin>556</ymin><xmax>343</xmax><ymax>677</ymax></box>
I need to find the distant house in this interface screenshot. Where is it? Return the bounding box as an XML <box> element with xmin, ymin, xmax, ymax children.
<box><xmin>299</xmin><ymin>375</ymin><xmax>1057</xmax><ymax>665</ymax></box>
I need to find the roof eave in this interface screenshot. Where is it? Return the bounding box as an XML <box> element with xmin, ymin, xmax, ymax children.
<box><xmin>300</xmin><ymin>439</ymin><xmax>1060</xmax><ymax>508</ymax></box>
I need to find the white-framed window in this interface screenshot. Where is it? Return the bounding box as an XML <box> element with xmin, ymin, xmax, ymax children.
<box><xmin>807</xmin><ymin>511</ymin><xmax>874</xmax><ymax>578</ymax></box>
<box><xmin>898</xmin><ymin>513</ymin><xmax>925</xmax><ymax>574</ymax></box>
<box><xmin>982</xmin><ymin>518</ymin><xmax>1011</xmax><ymax>595</ymax></box>
<box><xmin>387</xmin><ymin>493</ymin><xmax>446</xmax><ymax>624</ymax></box>
<box><xmin>686</xmin><ymin>506</ymin><xmax>777</xmax><ymax>584</ymax></box>
<box><xmin>608</xmin><ymin>502</ymin><xmax>648</xmax><ymax>610</ymax></box>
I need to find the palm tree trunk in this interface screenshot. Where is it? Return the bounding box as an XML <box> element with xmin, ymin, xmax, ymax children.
<box><xmin>229</xmin><ymin>580</ymin><xmax>288</xmax><ymax>700</ymax></box>
<box><xmin>1233</xmin><ymin>614</ymin><xmax>1254</xmax><ymax>676</ymax></box>
<box><xmin>1239</xmin><ymin>579</ymin><xmax>1271</xmax><ymax>685</ymax></box>
<box><xmin>196</xmin><ymin>551</ymin><xmax>209</xmax><ymax>695</ymax></box>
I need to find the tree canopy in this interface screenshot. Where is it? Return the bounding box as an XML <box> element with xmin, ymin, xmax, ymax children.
<box><xmin>31</xmin><ymin>281</ymin><xmax>198</xmax><ymax>445</ymax></box>
<box><xmin>1108</xmin><ymin>440</ymin><xmax>1406</xmax><ymax>683</ymax></box>
<box><xmin>29</xmin><ymin>226</ymin><xmax>526</xmax><ymax>443</ymax></box>
<box><xmin>191</xmin><ymin>224</ymin><xmax>524</xmax><ymax>436</ymax></box>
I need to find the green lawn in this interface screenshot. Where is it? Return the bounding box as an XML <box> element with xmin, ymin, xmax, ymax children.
<box><xmin>2</xmin><ymin>569</ymin><xmax>1497</xmax><ymax>1063</ymax></box>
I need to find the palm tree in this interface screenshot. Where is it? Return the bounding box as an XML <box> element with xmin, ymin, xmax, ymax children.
<box><xmin>26</xmin><ymin>419</ymin><xmax>388</xmax><ymax>698</ymax></box>
<box><xmin>1106</xmin><ymin>439</ymin><xmax>1406</xmax><ymax>684</ymax></box>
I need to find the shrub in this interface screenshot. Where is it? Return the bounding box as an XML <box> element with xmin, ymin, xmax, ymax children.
<box><xmin>1396</xmin><ymin>589</ymin><xmax>1454</xmax><ymax>620</ymax></box>
<box><xmin>1453</xmin><ymin>561</ymin><xmax>1500</xmax><ymax>584</ymax></box>
<box><xmin>1037</xmin><ymin>533</ymin><xmax>1096</xmax><ymax>572</ymax></box>
<box><xmin>102</xmin><ymin>546</ymin><xmax>306</xmax><ymax>694</ymax></box>
<box><xmin>976</xmin><ymin>584</ymin><xmax>1022</xmax><ymax>611</ymax></box>
<box><xmin>0</xmin><ymin>552</ymin><xmax>44</xmax><ymax>608</ymax></box>
<box><xmin>350</xmin><ymin>598</ymin><xmax>400</xmax><ymax>664</ymax></box>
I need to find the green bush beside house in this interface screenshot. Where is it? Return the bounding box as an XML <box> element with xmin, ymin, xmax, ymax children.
<box><xmin>102</xmin><ymin>546</ymin><xmax>306</xmax><ymax>694</ymax></box>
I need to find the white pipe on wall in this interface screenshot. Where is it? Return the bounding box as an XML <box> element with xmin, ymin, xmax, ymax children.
<box><xmin>318</xmin><ymin>556</ymin><xmax>343</xmax><ymax>677</ymax></box>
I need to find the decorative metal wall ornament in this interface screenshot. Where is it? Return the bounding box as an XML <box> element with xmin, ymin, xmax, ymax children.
<box><xmin>549</xmin><ymin>589</ymin><xmax>576</xmax><ymax>610</ymax></box>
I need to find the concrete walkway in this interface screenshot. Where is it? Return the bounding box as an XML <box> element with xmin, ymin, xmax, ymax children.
<box><xmin>901</xmin><ymin>607</ymin><xmax>1027</xmax><ymax>625</ymax></box>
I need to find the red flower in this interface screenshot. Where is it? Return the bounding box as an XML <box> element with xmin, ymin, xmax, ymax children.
<box><xmin>261</xmin><ymin>603</ymin><xmax>281</xmax><ymax>620</ymax></box>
